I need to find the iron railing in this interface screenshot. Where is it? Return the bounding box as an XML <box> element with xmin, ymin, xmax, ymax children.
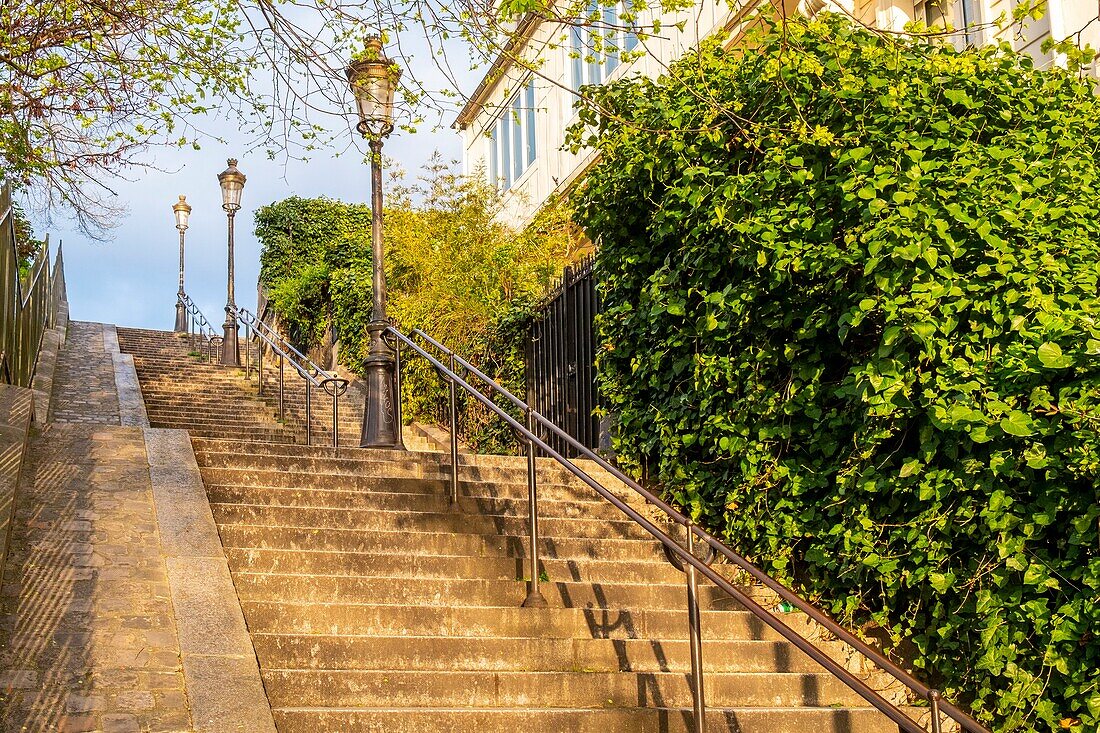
<box><xmin>177</xmin><ymin>293</ymin><xmax>222</xmax><ymax>363</ymax></box>
<box><xmin>0</xmin><ymin>183</ymin><xmax>66</xmax><ymax>387</ymax></box>
<box><xmin>236</xmin><ymin>307</ymin><xmax>348</xmax><ymax>448</ymax></box>
<box><xmin>527</xmin><ymin>254</ymin><xmax>601</xmax><ymax>455</ymax></box>
<box><xmin>389</xmin><ymin>324</ymin><xmax>989</xmax><ymax>733</ymax></box>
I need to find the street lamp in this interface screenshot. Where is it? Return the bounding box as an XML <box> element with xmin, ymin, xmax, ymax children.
<box><xmin>348</xmin><ymin>37</ymin><xmax>405</xmax><ymax>450</ymax></box>
<box><xmin>217</xmin><ymin>158</ymin><xmax>246</xmax><ymax>367</ymax></box>
<box><xmin>172</xmin><ymin>195</ymin><xmax>192</xmax><ymax>333</ymax></box>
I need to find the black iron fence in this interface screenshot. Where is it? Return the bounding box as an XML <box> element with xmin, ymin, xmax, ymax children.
<box><xmin>526</xmin><ymin>254</ymin><xmax>602</xmax><ymax>455</ymax></box>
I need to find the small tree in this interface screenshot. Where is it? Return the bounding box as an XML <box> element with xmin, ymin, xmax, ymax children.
<box><xmin>570</xmin><ymin>13</ymin><xmax>1100</xmax><ymax>732</ymax></box>
<box><xmin>254</xmin><ymin>158</ymin><xmax>581</xmax><ymax>450</ymax></box>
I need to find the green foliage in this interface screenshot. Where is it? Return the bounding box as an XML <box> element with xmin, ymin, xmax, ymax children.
<box><xmin>569</xmin><ymin>14</ymin><xmax>1100</xmax><ymax>733</ymax></box>
<box><xmin>255</xmin><ymin>195</ymin><xmax>372</xmax><ymax>348</ymax></box>
<box><xmin>10</xmin><ymin>197</ymin><xmax>43</xmax><ymax>273</ymax></box>
<box><xmin>1</xmin><ymin>0</ymin><xmax>255</xmax><ymax>230</ymax></box>
<box><xmin>254</xmin><ymin>157</ymin><xmax>581</xmax><ymax>450</ymax></box>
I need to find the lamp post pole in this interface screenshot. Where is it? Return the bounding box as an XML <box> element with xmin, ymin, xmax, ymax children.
<box><xmin>217</xmin><ymin>159</ymin><xmax>246</xmax><ymax>367</ymax></box>
<box><xmin>173</xmin><ymin>195</ymin><xmax>191</xmax><ymax>332</ymax></box>
<box><xmin>349</xmin><ymin>37</ymin><xmax>404</xmax><ymax>450</ymax></box>
<box><xmin>360</xmin><ymin>136</ymin><xmax>403</xmax><ymax>448</ymax></box>
<box><xmin>222</xmin><ymin>208</ymin><xmax>239</xmax><ymax>365</ymax></box>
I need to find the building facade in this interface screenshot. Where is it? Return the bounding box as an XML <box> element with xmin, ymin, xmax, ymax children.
<box><xmin>456</xmin><ymin>0</ymin><xmax>1100</xmax><ymax>226</ymax></box>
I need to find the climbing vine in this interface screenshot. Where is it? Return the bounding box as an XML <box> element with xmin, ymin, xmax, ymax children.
<box><xmin>569</xmin><ymin>13</ymin><xmax>1100</xmax><ymax>732</ymax></box>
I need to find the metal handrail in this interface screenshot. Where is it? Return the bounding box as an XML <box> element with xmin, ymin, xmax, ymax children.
<box><xmin>392</xmin><ymin>325</ymin><xmax>990</xmax><ymax>733</ymax></box>
<box><xmin>239</xmin><ymin>306</ymin><xmax>328</xmax><ymax>376</ymax></box>
<box><xmin>177</xmin><ymin>293</ymin><xmax>222</xmax><ymax>362</ymax></box>
<box><xmin>234</xmin><ymin>306</ymin><xmax>348</xmax><ymax>449</ymax></box>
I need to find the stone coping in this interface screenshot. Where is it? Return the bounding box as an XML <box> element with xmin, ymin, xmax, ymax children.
<box><xmin>145</xmin><ymin>428</ymin><xmax>277</xmax><ymax>733</ymax></box>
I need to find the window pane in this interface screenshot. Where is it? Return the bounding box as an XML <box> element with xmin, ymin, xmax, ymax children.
<box><xmin>489</xmin><ymin>127</ymin><xmax>498</xmax><ymax>187</ymax></box>
<box><xmin>512</xmin><ymin>94</ymin><xmax>523</xmax><ymax>180</ymax></box>
<box><xmin>500</xmin><ymin>116</ymin><xmax>512</xmax><ymax>190</ymax></box>
<box><xmin>587</xmin><ymin>0</ymin><xmax>601</xmax><ymax>84</ymax></box>
<box><xmin>960</xmin><ymin>0</ymin><xmax>981</xmax><ymax>45</ymax></box>
<box><xmin>570</xmin><ymin>26</ymin><xmax>584</xmax><ymax>90</ymax></box>
<box><xmin>587</xmin><ymin>28</ymin><xmax>602</xmax><ymax>85</ymax></box>
<box><xmin>605</xmin><ymin>3</ymin><xmax>619</xmax><ymax>74</ymax></box>
<box><xmin>526</xmin><ymin>80</ymin><xmax>536</xmax><ymax>165</ymax></box>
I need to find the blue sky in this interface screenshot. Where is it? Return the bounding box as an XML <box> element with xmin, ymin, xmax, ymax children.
<box><xmin>29</xmin><ymin>33</ymin><xmax>472</xmax><ymax>331</ymax></box>
<box><xmin>39</xmin><ymin>130</ymin><xmax>460</xmax><ymax>331</ymax></box>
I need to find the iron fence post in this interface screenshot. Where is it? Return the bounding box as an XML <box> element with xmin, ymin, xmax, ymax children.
<box><xmin>687</xmin><ymin>525</ymin><xmax>706</xmax><ymax>733</ymax></box>
<box><xmin>929</xmin><ymin>690</ymin><xmax>943</xmax><ymax>733</ymax></box>
<box><xmin>305</xmin><ymin>379</ymin><xmax>312</xmax><ymax>446</ymax></box>
<box><xmin>394</xmin><ymin>338</ymin><xmax>403</xmax><ymax>445</ymax></box>
<box><xmin>333</xmin><ymin>385</ymin><xmax>340</xmax><ymax>452</ymax></box>
<box><xmin>278</xmin><ymin>354</ymin><xmax>285</xmax><ymax>422</ymax></box>
<box><xmin>521</xmin><ymin>406</ymin><xmax>548</xmax><ymax>609</ymax></box>
<box><xmin>448</xmin><ymin>354</ymin><xmax>459</xmax><ymax>504</ymax></box>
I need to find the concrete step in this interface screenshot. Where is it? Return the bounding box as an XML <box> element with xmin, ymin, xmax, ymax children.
<box><xmin>197</xmin><ymin>466</ymin><xmax>629</xmax><ymax>507</ymax></box>
<box><xmin>205</xmin><ymin>484</ymin><xmax>628</xmax><ymax>520</ymax></box>
<box><xmin>169</xmin><ymin>428</ymin><xmax>296</xmax><ymax>443</ymax></box>
<box><xmin>217</xmin><ymin>524</ymin><xmax>669</xmax><ymax>562</ymax></box>
<box><xmin>208</xmin><ymin>503</ymin><xmax>654</xmax><ymax>541</ymax></box>
<box><xmin>190</xmin><ymin>438</ymin><xmax>627</xmax><ymax>484</ymax></box>
<box><xmin>224</xmin><ymin>548</ymin><xmax>683</xmax><ymax>584</ymax></box>
<box><xmin>251</xmin><ymin>634</ymin><xmax>832</xmax><ymax>674</ymax></box>
<box><xmin>230</xmin><ymin>572</ymin><xmax>717</xmax><ymax>610</ymax></box>
<box><xmin>239</xmin><ymin>601</ymin><xmax>799</xmax><ymax>640</ymax></box>
<box><xmin>145</xmin><ymin>412</ymin><xmax>287</xmax><ymax>428</ymax></box>
<box><xmin>261</xmin><ymin>668</ymin><xmax>868</xmax><ymax>709</ymax></box>
<box><xmin>270</xmin><ymin>707</ymin><xmax>895</xmax><ymax>733</ymax></box>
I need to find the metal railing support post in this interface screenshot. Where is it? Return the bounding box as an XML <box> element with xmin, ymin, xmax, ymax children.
<box><xmin>258</xmin><ymin>346</ymin><xmax>264</xmax><ymax>396</ymax></box>
<box><xmin>333</xmin><ymin>386</ymin><xmax>340</xmax><ymax>451</ymax></box>
<box><xmin>244</xmin><ymin>324</ymin><xmax>251</xmax><ymax>378</ymax></box>
<box><xmin>448</xmin><ymin>354</ymin><xmax>459</xmax><ymax>504</ymax></box>
<box><xmin>521</xmin><ymin>406</ymin><xmax>548</xmax><ymax>609</ymax></box>
<box><xmin>687</xmin><ymin>526</ymin><xmax>706</xmax><ymax>733</ymax></box>
<box><xmin>929</xmin><ymin>690</ymin><xmax>943</xmax><ymax>733</ymax></box>
<box><xmin>394</xmin><ymin>339</ymin><xmax>403</xmax><ymax>443</ymax></box>
<box><xmin>278</xmin><ymin>354</ymin><xmax>285</xmax><ymax>422</ymax></box>
<box><xmin>305</xmin><ymin>379</ymin><xmax>312</xmax><ymax>446</ymax></box>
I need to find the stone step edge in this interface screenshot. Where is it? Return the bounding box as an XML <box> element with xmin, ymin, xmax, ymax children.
<box><xmin>210</xmin><ymin>500</ymin><xmax>641</xmax><ymax>522</ymax></box>
<box><xmin>215</xmin><ymin>521</ymin><xmax>667</xmax><ymax>546</ymax></box>
<box><xmin>204</xmin><ymin>486</ymin><xmax>627</xmax><ymax>510</ymax></box>
<box><xmin>231</xmin><ymin>570</ymin><xmax>689</xmax><ymax>590</ymax></box>
<box><xmin>270</xmin><ymin>705</ymin><xmax>881</xmax><ymax>713</ymax></box>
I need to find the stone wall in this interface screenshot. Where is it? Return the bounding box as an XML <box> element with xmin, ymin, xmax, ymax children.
<box><xmin>0</xmin><ymin>384</ymin><xmax>35</xmax><ymax>578</ymax></box>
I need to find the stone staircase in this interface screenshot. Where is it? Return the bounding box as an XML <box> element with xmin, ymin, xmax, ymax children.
<box><xmin>117</xmin><ymin>327</ymin><xmax>437</xmax><ymax>449</ymax></box>
<box><xmin>118</xmin><ymin>327</ymin><xmax>904</xmax><ymax>732</ymax></box>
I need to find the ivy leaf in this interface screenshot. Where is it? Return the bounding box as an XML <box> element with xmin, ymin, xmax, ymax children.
<box><xmin>899</xmin><ymin>459</ymin><xmax>921</xmax><ymax>478</ymax></box>
<box><xmin>1037</xmin><ymin>342</ymin><xmax>1073</xmax><ymax>369</ymax></box>
<box><xmin>1000</xmin><ymin>411</ymin><xmax>1035</xmax><ymax>437</ymax></box>
<box><xmin>929</xmin><ymin>572</ymin><xmax>953</xmax><ymax>593</ymax></box>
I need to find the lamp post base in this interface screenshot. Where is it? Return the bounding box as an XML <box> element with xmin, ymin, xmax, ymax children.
<box><xmin>174</xmin><ymin>299</ymin><xmax>188</xmax><ymax>333</ymax></box>
<box><xmin>360</xmin><ymin>321</ymin><xmax>405</xmax><ymax>449</ymax></box>
<box><xmin>221</xmin><ymin>316</ymin><xmax>240</xmax><ymax>367</ymax></box>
